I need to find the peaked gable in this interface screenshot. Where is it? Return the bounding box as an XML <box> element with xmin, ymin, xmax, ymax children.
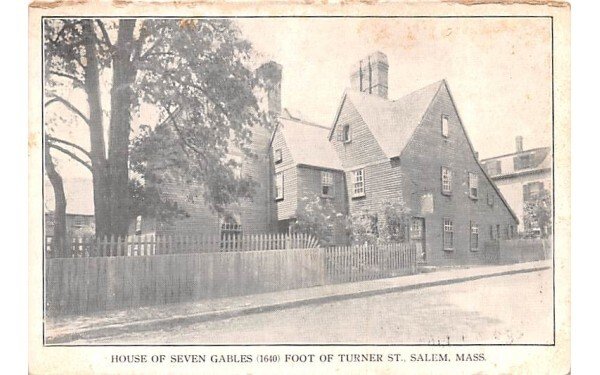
<box><xmin>421</xmin><ymin>81</ymin><xmax>520</xmax><ymax>223</ymax></box>
<box><xmin>272</xmin><ymin>116</ymin><xmax>343</xmax><ymax>170</ymax></box>
<box><xmin>329</xmin><ymin>80</ymin><xmax>444</xmax><ymax>158</ymax></box>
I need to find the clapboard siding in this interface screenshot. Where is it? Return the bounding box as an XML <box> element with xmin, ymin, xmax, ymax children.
<box><xmin>330</xmin><ymin>98</ymin><xmax>388</xmax><ymax>168</ymax></box>
<box><xmin>345</xmin><ymin>160</ymin><xmax>405</xmax><ymax>213</ymax></box>
<box><xmin>400</xmin><ymin>83</ymin><xmax>518</xmax><ymax>265</ymax></box>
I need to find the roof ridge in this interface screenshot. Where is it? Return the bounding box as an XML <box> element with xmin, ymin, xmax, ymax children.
<box><xmin>391</xmin><ymin>79</ymin><xmax>445</xmax><ymax>104</ymax></box>
<box><xmin>480</xmin><ymin>146</ymin><xmax>551</xmax><ymax>162</ymax></box>
<box><xmin>279</xmin><ymin>115</ymin><xmax>330</xmax><ymax>130</ymax></box>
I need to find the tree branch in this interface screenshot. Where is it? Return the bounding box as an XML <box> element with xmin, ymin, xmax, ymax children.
<box><xmin>45</xmin><ymin>95</ymin><xmax>90</xmax><ymax>126</ymax></box>
<box><xmin>163</xmin><ymin>71</ymin><xmax>230</xmax><ymax>118</ymax></box>
<box><xmin>95</xmin><ymin>20</ymin><xmax>113</xmax><ymax>49</ymax></box>
<box><xmin>47</xmin><ymin>135</ymin><xmax>91</xmax><ymax>158</ymax></box>
<box><xmin>47</xmin><ymin>70</ymin><xmax>85</xmax><ymax>88</ymax></box>
<box><xmin>47</xmin><ymin>143</ymin><xmax>93</xmax><ymax>173</ymax></box>
<box><xmin>163</xmin><ymin>105</ymin><xmax>209</xmax><ymax>166</ymax></box>
<box><xmin>138</xmin><ymin>37</ymin><xmax>164</xmax><ymax>61</ymax></box>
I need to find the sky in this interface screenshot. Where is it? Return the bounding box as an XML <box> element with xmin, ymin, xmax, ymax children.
<box><xmin>45</xmin><ymin>17</ymin><xmax>553</xmax><ymax>212</ymax></box>
<box><xmin>238</xmin><ymin>17</ymin><xmax>553</xmax><ymax>159</ymax></box>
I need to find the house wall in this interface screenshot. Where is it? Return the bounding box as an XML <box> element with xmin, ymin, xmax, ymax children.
<box><xmin>329</xmin><ymin>98</ymin><xmax>406</xmax><ymax>216</ymax></box>
<box><xmin>330</xmin><ymin>99</ymin><xmax>389</xmax><ymax>168</ymax></box>
<box><xmin>492</xmin><ymin>171</ymin><xmax>552</xmax><ymax>232</ymax></box>
<box><xmin>271</xmin><ymin>126</ymin><xmax>298</xmax><ymax>221</ymax></box>
<box><xmin>296</xmin><ymin>166</ymin><xmax>348</xmax><ymax>244</ymax></box>
<box><xmin>400</xmin><ymin>83</ymin><xmax>518</xmax><ymax>265</ymax></box>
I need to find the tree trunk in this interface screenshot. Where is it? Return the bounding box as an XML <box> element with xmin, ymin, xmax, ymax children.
<box><xmin>108</xmin><ymin>19</ymin><xmax>137</xmax><ymax>237</ymax></box>
<box><xmin>82</xmin><ymin>20</ymin><xmax>111</xmax><ymax>238</ymax></box>
<box><xmin>44</xmin><ymin>140</ymin><xmax>67</xmax><ymax>257</ymax></box>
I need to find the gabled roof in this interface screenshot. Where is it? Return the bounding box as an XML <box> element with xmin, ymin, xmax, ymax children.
<box><xmin>481</xmin><ymin>147</ymin><xmax>551</xmax><ymax>170</ymax></box>
<box><xmin>275</xmin><ymin>115</ymin><xmax>343</xmax><ymax>171</ymax></box>
<box><xmin>329</xmin><ymin>80</ymin><xmax>444</xmax><ymax>158</ymax></box>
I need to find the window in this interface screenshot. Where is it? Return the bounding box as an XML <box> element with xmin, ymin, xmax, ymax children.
<box><xmin>443</xmin><ymin>218</ymin><xmax>454</xmax><ymax>250</ymax></box>
<box><xmin>275</xmin><ymin>172</ymin><xmax>284</xmax><ymax>200</ymax></box>
<box><xmin>135</xmin><ymin>215</ymin><xmax>142</xmax><ymax>235</ymax></box>
<box><xmin>523</xmin><ymin>181</ymin><xmax>544</xmax><ymax>202</ymax></box>
<box><xmin>468</xmin><ymin>172</ymin><xmax>479</xmax><ymax>199</ymax></box>
<box><xmin>441</xmin><ymin>115</ymin><xmax>449</xmax><ymax>137</ymax></box>
<box><xmin>352</xmin><ymin>169</ymin><xmax>365</xmax><ymax>197</ymax></box>
<box><xmin>514</xmin><ymin>153</ymin><xmax>533</xmax><ymax>170</ymax></box>
<box><xmin>342</xmin><ymin>124</ymin><xmax>352</xmax><ymax>143</ymax></box>
<box><xmin>441</xmin><ymin>167</ymin><xmax>452</xmax><ymax>195</ymax></box>
<box><xmin>72</xmin><ymin>216</ymin><xmax>85</xmax><ymax>229</ymax></box>
<box><xmin>486</xmin><ymin>160</ymin><xmax>502</xmax><ymax>176</ymax></box>
<box><xmin>470</xmin><ymin>222</ymin><xmax>479</xmax><ymax>251</ymax></box>
<box><xmin>496</xmin><ymin>224</ymin><xmax>501</xmax><ymax>240</ymax></box>
<box><xmin>487</xmin><ymin>191</ymin><xmax>495</xmax><ymax>206</ymax></box>
<box><xmin>508</xmin><ymin>224</ymin><xmax>515</xmax><ymax>239</ymax></box>
<box><xmin>321</xmin><ymin>171</ymin><xmax>334</xmax><ymax>197</ymax></box>
<box><xmin>273</xmin><ymin>148</ymin><xmax>282</xmax><ymax>164</ymax></box>
<box><xmin>489</xmin><ymin>224</ymin><xmax>496</xmax><ymax>240</ymax></box>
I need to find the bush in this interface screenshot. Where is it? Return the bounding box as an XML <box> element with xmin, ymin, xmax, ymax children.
<box><xmin>290</xmin><ymin>193</ymin><xmax>349</xmax><ymax>247</ymax></box>
<box><xmin>349</xmin><ymin>199</ymin><xmax>410</xmax><ymax>245</ymax></box>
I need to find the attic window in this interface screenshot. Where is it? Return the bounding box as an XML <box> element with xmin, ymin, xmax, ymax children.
<box><xmin>274</xmin><ymin>148</ymin><xmax>282</xmax><ymax>164</ymax></box>
<box><xmin>468</xmin><ymin>172</ymin><xmax>479</xmax><ymax>199</ymax></box>
<box><xmin>341</xmin><ymin>124</ymin><xmax>351</xmax><ymax>143</ymax></box>
<box><xmin>441</xmin><ymin>115</ymin><xmax>449</xmax><ymax>138</ymax></box>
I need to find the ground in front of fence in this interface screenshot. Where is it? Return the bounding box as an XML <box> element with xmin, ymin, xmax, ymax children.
<box><xmin>66</xmin><ymin>267</ymin><xmax>552</xmax><ymax>345</ymax></box>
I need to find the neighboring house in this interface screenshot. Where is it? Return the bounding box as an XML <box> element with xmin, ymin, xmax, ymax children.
<box><xmin>44</xmin><ymin>177</ymin><xmax>96</xmax><ymax>238</ymax></box>
<box><xmin>324</xmin><ymin>51</ymin><xmax>518</xmax><ymax>265</ymax></box>
<box><xmin>270</xmin><ymin>112</ymin><xmax>347</xmax><ymax>244</ymax></box>
<box><xmin>480</xmin><ymin>137</ymin><xmax>551</xmax><ymax>234</ymax></box>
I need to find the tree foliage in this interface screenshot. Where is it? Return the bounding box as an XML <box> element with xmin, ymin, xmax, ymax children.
<box><xmin>349</xmin><ymin>199</ymin><xmax>410</xmax><ymax>245</ymax></box>
<box><xmin>523</xmin><ymin>188</ymin><xmax>552</xmax><ymax>238</ymax></box>
<box><xmin>44</xmin><ymin>18</ymin><xmax>268</xmax><ymax>237</ymax></box>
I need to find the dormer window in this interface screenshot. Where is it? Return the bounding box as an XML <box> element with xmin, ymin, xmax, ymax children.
<box><xmin>274</xmin><ymin>148</ymin><xmax>282</xmax><ymax>164</ymax></box>
<box><xmin>441</xmin><ymin>115</ymin><xmax>449</xmax><ymax>138</ymax></box>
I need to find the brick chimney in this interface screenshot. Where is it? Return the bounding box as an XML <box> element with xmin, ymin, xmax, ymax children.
<box><xmin>350</xmin><ymin>51</ymin><xmax>389</xmax><ymax>99</ymax></box>
<box><xmin>255</xmin><ymin>61</ymin><xmax>282</xmax><ymax>114</ymax></box>
<box><xmin>515</xmin><ymin>136</ymin><xmax>524</xmax><ymax>152</ymax></box>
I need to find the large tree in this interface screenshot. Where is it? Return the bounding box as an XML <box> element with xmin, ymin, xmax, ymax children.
<box><xmin>44</xmin><ymin>19</ymin><xmax>267</xmax><ymax>238</ymax></box>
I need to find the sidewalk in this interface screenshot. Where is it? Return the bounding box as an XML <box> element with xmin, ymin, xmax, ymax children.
<box><xmin>45</xmin><ymin>260</ymin><xmax>551</xmax><ymax>344</ymax></box>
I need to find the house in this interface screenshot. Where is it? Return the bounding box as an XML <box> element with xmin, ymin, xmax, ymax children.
<box><xmin>319</xmin><ymin>51</ymin><xmax>519</xmax><ymax>265</ymax></box>
<box><xmin>269</xmin><ymin>111</ymin><xmax>347</xmax><ymax>244</ymax></box>
<box><xmin>480</xmin><ymin>137</ymin><xmax>551</xmax><ymax>235</ymax></box>
<box><xmin>44</xmin><ymin>177</ymin><xmax>96</xmax><ymax>238</ymax></box>
<box><xmin>135</xmin><ymin>51</ymin><xmax>519</xmax><ymax>265</ymax></box>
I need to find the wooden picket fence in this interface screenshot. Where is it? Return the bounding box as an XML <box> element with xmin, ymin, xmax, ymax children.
<box><xmin>324</xmin><ymin>242</ymin><xmax>417</xmax><ymax>283</ymax></box>
<box><xmin>45</xmin><ymin>232</ymin><xmax>320</xmax><ymax>258</ymax></box>
<box><xmin>45</xmin><ymin>241</ymin><xmax>418</xmax><ymax>317</ymax></box>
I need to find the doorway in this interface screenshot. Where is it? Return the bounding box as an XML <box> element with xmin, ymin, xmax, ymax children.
<box><xmin>410</xmin><ymin>217</ymin><xmax>426</xmax><ymax>262</ymax></box>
